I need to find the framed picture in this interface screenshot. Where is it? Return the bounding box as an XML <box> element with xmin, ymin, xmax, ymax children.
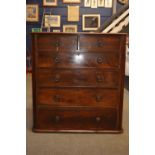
<box><xmin>63</xmin><ymin>25</ymin><xmax>77</xmax><ymax>33</ymax></box>
<box><xmin>43</xmin><ymin>0</ymin><xmax>57</xmax><ymax>6</ymax></box>
<box><xmin>53</xmin><ymin>29</ymin><xmax>60</xmax><ymax>32</ymax></box>
<box><xmin>26</xmin><ymin>4</ymin><xmax>39</xmax><ymax>22</ymax></box>
<box><xmin>44</xmin><ymin>15</ymin><xmax>61</xmax><ymax>27</ymax></box>
<box><xmin>82</xmin><ymin>14</ymin><xmax>100</xmax><ymax>31</ymax></box>
<box><xmin>105</xmin><ymin>0</ymin><xmax>113</xmax><ymax>8</ymax></box>
<box><xmin>91</xmin><ymin>0</ymin><xmax>97</xmax><ymax>8</ymax></box>
<box><xmin>98</xmin><ymin>0</ymin><xmax>105</xmax><ymax>7</ymax></box>
<box><xmin>84</xmin><ymin>0</ymin><xmax>91</xmax><ymax>7</ymax></box>
<box><xmin>68</xmin><ymin>6</ymin><xmax>79</xmax><ymax>21</ymax></box>
<box><xmin>63</xmin><ymin>0</ymin><xmax>80</xmax><ymax>3</ymax></box>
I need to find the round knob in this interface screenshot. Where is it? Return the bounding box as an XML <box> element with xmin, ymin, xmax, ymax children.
<box><xmin>97</xmin><ymin>57</ymin><xmax>104</xmax><ymax>64</ymax></box>
<box><xmin>53</xmin><ymin>95</ymin><xmax>61</xmax><ymax>102</ymax></box>
<box><xmin>98</xmin><ymin>41</ymin><xmax>104</xmax><ymax>47</ymax></box>
<box><xmin>55</xmin><ymin>116</ymin><xmax>60</xmax><ymax>123</ymax></box>
<box><xmin>54</xmin><ymin>57</ymin><xmax>61</xmax><ymax>63</ymax></box>
<box><xmin>96</xmin><ymin>117</ymin><xmax>101</xmax><ymax>122</ymax></box>
<box><xmin>96</xmin><ymin>95</ymin><xmax>102</xmax><ymax>102</ymax></box>
<box><xmin>54</xmin><ymin>74</ymin><xmax>60</xmax><ymax>82</ymax></box>
<box><xmin>55</xmin><ymin>42</ymin><xmax>60</xmax><ymax>47</ymax></box>
<box><xmin>96</xmin><ymin>75</ymin><xmax>103</xmax><ymax>82</ymax></box>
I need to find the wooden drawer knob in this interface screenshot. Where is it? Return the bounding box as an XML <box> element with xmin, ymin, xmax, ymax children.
<box><xmin>97</xmin><ymin>57</ymin><xmax>104</xmax><ymax>64</ymax></box>
<box><xmin>54</xmin><ymin>74</ymin><xmax>60</xmax><ymax>82</ymax></box>
<box><xmin>96</xmin><ymin>95</ymin><xmax>102</xmax><ymax>102</ymax></box>
<box><xmin>97</xmin><ymin>41</ymin><xmax>104</xmax><ymax>47</ymax></box>
<box><xmin>96</xmin><ymin>75</ymin><xmax>104</xmax><ymax>82</ymax></box>
<box><xmin>54</xmin><ymin>57</ymin><xmax>61</xmax><ymax>63</ymax></box>
<box><xmin>53</xmin><ymin>95</ymin><xmax>61</xmax><ymax>102</ymax></box>
<box><xmin>55</xmin><ymin>116</ymin><xmax>60</xmax><ymax>123</ymax></box>
<box><xmin>96</xmin><ymin>117</ymin><xmax>101</xmax><ymax>122</ymax></box>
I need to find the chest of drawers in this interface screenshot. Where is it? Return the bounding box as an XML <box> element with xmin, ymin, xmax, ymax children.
<box><xmin>31</xmin><ymin>32</ymin><xmax>126</xmax><ymax>133</ymax></box>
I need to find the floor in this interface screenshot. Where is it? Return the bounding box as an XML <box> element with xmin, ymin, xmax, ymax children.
<box><xmin>26</xmin><ymin>73</ymin><xmax>129</xmax><ymax>155</ymax></box>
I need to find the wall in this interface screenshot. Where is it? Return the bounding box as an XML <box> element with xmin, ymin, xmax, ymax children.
<box><xmin>26</xmin><ymin>0</ymin><xmax>123</xmax><ymax>69</ymax></box>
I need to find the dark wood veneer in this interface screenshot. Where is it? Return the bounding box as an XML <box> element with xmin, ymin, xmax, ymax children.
<box><xmin>31</xmin><ymin>32</ymin><xmax>126</xmax><ymax>133</ymax></box>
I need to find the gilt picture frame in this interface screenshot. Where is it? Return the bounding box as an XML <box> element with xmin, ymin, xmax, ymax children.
<box><xmin>98</xmin><ymin>0</ymin><xmax>105</xmax><ymax>7</ymax></box>
<box><xmin>105</xmin><ymin>0</ymin><xmax>113</xmax><ymax>8</ymax></box>
<box><xmin>84</xmin><ymin>0</ymin><xmax>91</xmax><ymax>7</ymax></box>
<box><xmin>26</xmin><ymin>4</ymin><xmax>39</xmax><ymax>22</ymax></box>
<box><xmin>82</xmin><ymin>14</ymin><xmax>100</xmax><ymax>31</ymax></box>
<box><xmin>43</xmin><ymin>0</ymin><xmax>57</xmax><ymax>7</ymax></box>
<box><xmin>68</xmin><ymin>6</ymin><xmax>79</xmax><ymax>22</ymax></box>
<box><xmin>44</xmin><ymin>15</ymin><xmax>61</xmax><ymax>27</ymax></box>
<box><xmin>63</xmin><ymin>25</ymin><xmax>77</xmax><ymax>33</ymax></box>
<box><xmin>63</xmin><ymin>0</ymin><xmax>80</xmax><ymax>3</ymax></box>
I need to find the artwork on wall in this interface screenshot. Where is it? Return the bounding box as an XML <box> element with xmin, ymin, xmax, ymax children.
<box><xmin>82</xmin><ymin>14</ymin><xmax>100</xmax><ymax>31</ymax></box>
<box><xmin>84</xmin><ymin>0</ymin><xmax>91</xmax><ymax>7</ymax></box>
<box><xmin>43</xmin><ymin>0</ymin><xmax>57</xmax><ymax>6</ymax></box>
<box><xmin>91</xmin><ymin>0</ymin><xmax>98</xmax><ymax>8</ymax></box>
<box><xmin>63</xmin><ymin>25</ymin><xmax>77</xmax><ymax>33</ymax></box>
<box><xmin>98</xmin><ymin>0</ymin><xmax>105</xmax><ymax>7</ymax></box>
<box><xmin>44</xmin><ymin>15</ymin><xmax>61</xmax><ymax>27</ymax></box>
<box><xmin>68</xmin><ymin>6</ymin><xmax>79</xmax><ymax>22</ymax></box>
<box><xmin>26</xmin><ymin>4</ymin><xmax>39</xmax><ymax>22</ymax></box>
<box><xmin>63</xmin><ymin>0</ymin><xmax>80</xmax><ymax>3</ymax></box>
<box><xmin>105</xmin><ymin>0</ymin><xmax>113</xmax><ymax>8</ymax></box>
<box><xmin>53</xmin><ymin>29</ymin><xmax>61</xmax><ymax>32</ymax></box>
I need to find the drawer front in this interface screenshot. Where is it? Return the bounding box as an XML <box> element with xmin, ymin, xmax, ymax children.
<box><xmin>37</xmin><ymin>88</ymin><xmax>119</xmax><ymax>107</ymax></box>
<box><xmin>35</xmin><ymin>108</ymin><xmax>118</xmax><ymax>130</ymax></box>
<box><xmin>79</xmin><ymin>35</ymin><xmax>120</xmax><ymax>51</ymax></box>
<box><xmin>37</xmin><ymin>35</ymin><xmax>77</xmax><ymax>50</ymax></box>
<box><xmin>36</xmin><ymin>52</ymin><xmax>119</xmax><ymax>69</ymax></box>
<box><xmin>37</xmin><ymin>69</ymin><xmax>119</xmax><ymax>88</ymax></box>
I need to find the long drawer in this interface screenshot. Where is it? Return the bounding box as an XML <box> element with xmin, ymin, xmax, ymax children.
<box><xmin>36</xmin><ymin>52</ymin><xmax>119</xmax><ymax>69</ymax></box>
<box><xmin>37</xmin><ymin>88</ymin><xmax>119</xmax><ymax>107</ymax></box>
<box><xmin>37</xmin><ymin>34</ymin><xmax>77</xmax><ymax>51</ymax></box>
<box><xmin>35</xmin><ymin>107</ymin><xmax>118</xmax><ymax>131</ymax></box>
<box><xmin>36</xmin><ymin>69</ymin><xmax>119</xmax><ymax>88</ymax></box>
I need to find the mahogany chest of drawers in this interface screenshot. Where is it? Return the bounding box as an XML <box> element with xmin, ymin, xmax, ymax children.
<box><xmin>31</xmin><ymin>32</ymin><xmax>126</xmax><ymax>133</ymax></box>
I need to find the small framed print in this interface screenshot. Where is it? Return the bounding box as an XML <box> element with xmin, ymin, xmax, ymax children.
<box><xmin>105</xmin><ymin>0</ymin><xmax>113</xmax><ymax>8</ymax></box>
<box><xmin>43</xmin><ymin>0</ymin><xmax>57</xmax><ymax>6</ymax></box>
<box><xmin>53</xmin><ymin>29</ymin><xmax>60</xmax><ymax>32</ymax></box>
<box><xmin>63</xmin><ymin>25</ymin><xmax>77</xmax><ymax>33</ymax></box>
<box><xmin>84</xmin><ymin>0</ymin><xmax>91</xmax><ymax>7</ymax></box>
<box><xmin>68</xmin><ymin>6</ymin><xmax>79</xmax><ymax>22</ymax></box>
<box><xmin>63</xmin><ymin>0</ymin><xmax>80</xmax><ymax>3</ymax></box>
<box><xmin>44</xmin><ymin>15</ymin><xmax>61</xmax><ymax>27</ymax></box>
<box><xmin>82</xmin><ymin>14</ymin><xmax>100</xmax><ymax>31</ymax></box>
<box><xmin>98</xmin><ymin>0</ymin><xmax>105</xmax><ymax>7</ymax></box>
<box><xmin>26</xmin><ymin>4</ymin><xmax>39</xmax><ymax>22</ymax></box>
<box><xmin>91</xmin><ymin>0</ymin><xmax>97</xmax><ymax>8</ymax></box>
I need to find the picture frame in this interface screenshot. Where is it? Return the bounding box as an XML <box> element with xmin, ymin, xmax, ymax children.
<box><xmin>63</xmin><ymin>0</ymin><xmax>80</xmax><ymax>3</ymax></box>
<box><xmin>91</xmin><ymin>0</ymin><xmax>98</xmax><ymax>8</ymax></box>
<box><xmin>98</xmin><ymin>0</ymin><xmax>105</xmax><ymax>7</ymax></box>
<box><xmin>105</xmin><ymin>0</ymin><xmax>113</xmax><ymax>8</ymax></box>
<box><xmin>84</xmin><ymin>0</ymin><xmax>91</xmax><ymax>7</ymax></box>
<box><xmin>63</xmin><ymin>25</ymin><xmax>77</xmax><ymax>33</ymax></box>
<box><xmin>82</xmin><ymin>14</ymin><xmax>100</xmax><ymax>31</ymax></box>
<box><xmin>26</xmin><ymin>4</ymin><xmax>39</xmax><ymax>22</ymax></box>
<box><xmin>43</xmin><ymin>0</ymin><xmax>57</xmax><ymax>6</ymax></box>
<box><xmin>44</xmin><ymin>15</ymin><xmax>61</xmax><ymax>27</ymax></box>
<box><xmin>53</xmin><ymin>29</ymin><xmax>61</xmax><ymax>32</ymax></box>
<box><xmin>68</xmin><ymin>6</ymin><xmax>79</xmax><ymax>22</ymax></box>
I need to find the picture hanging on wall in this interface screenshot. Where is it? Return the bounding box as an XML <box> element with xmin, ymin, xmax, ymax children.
<box><xmin>98</xmin><ymin>0</ymin><xmax>105</xmax><ymax>7</ymax></box>
<box><xmin>63</xmin><ymin>0</ymin><xmax>80</xmax><ymax>3</ymax></box>
<box><xmin>44</xmin><ymin>15</ymin><xmax>61</xmax><ymax>27</ymax></box>
<box><xmin>84</xmin><ymin>0</ymin><xmax>91</xmax><ymax>7</ymax></box>
<box><xmin>53</xmin><ymin>29</ymin><xmax>61</xmax><ymax>32</ymax></box>
<box><xmin>63</xmin><ymin>25</ymin><xmax>77</xmax><ymax>33</ymax></box>
<box><xmin>105</xmin><ymin>0</ymin><xmax>113</xmax><ymax>8</ymax></box>
<box><xmin>82</xmin><ymin>14</ymin><xmax>100</xmax><ymax>31</ymax></box>
<box><xmin>43</xmin><ymin>0</ymin><xmax>57</xmax><ymax>6</ymax></box>
<box><xmin>68</xmin><ymin>6</ymin><xmax>79</xmax><ymax>22</ymax></box>
<box><xmin>26</xmin><ymin>4</ymin><xmax>39</xmax><ymax>22</ymax></box>
<box><xmin>91</xmin><ymin>0</ymin><xmax>98</xmax><ymax>8</ymax></box>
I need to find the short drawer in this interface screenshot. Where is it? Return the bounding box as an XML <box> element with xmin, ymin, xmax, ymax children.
<box><xmin>35</xmin><ymin>107</ymin><xmax>118</xmax><ymax>131</ymax></box>
<box><xmin>36</xmin><ymin>69</ymin><xmax>119</xmax><ymax>88</ymax></box>
<box><xmin>36</xmin><ymin>34</ymin><xmax>77</xmax><ymax>51</ymax></box>
<box><xmin>37</xmin><ymin>88</ymin><xmax>119</xmax><ymax>107</ymax></box>
<box><xmin>79</xmin><ymin>35</ymin><xmax>121</xmax><ymax>51</ymax></box>
<box><xmin>36</xmin><ymin>52</ymin><xmax>119</xmax><ymax>69</ymax></box>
